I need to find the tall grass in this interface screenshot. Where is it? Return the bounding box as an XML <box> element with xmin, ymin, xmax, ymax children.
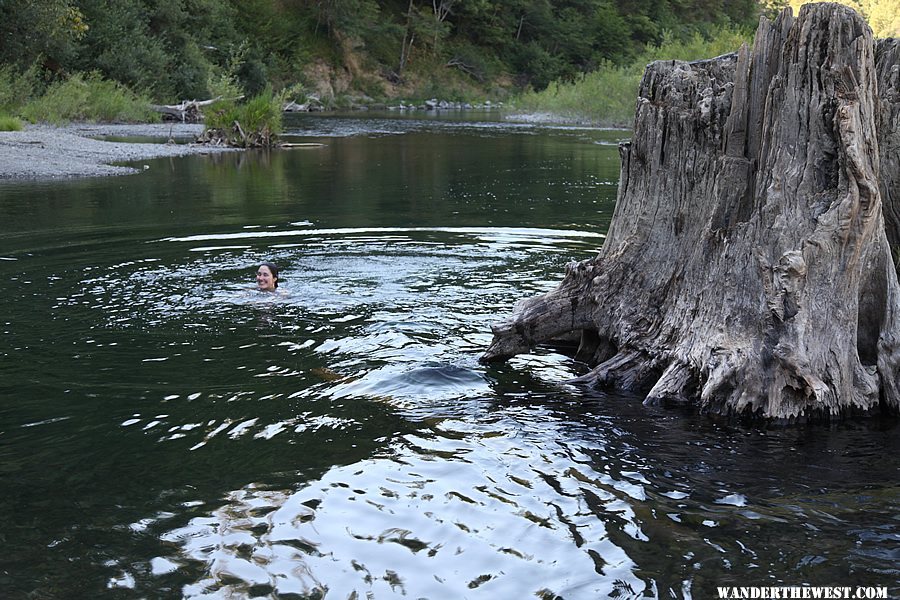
<box><xmin>0</xmin><ymin>115</ymin><xmax>24</xmax><ymax>131</ymax></box>
<box><xmin>19</xmin><ymin>72</ymin><xmax>158</xmax><ymax>125</ymax></box>
<box><xmin>513</xmin><ymin>26</ymin><xmax>753</xmax><ymax>126</ymax></box>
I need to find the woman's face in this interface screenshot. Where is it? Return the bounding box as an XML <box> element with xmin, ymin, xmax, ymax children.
<box><xmin>256</xmin><ymin>265</ymin><xmax>277</xmax><ymax>291</ymax></box>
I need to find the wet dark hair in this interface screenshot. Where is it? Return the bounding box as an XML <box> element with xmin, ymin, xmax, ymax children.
<box><xmin>258</xmin><ymin>262</ymin><xmax>279</xmax><ymax>288</ymax></box>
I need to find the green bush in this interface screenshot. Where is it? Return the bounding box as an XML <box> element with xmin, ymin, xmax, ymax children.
<box><xmin>515</xmin><ymin>60</ymin><xmax>639</xmax><ymax>126</ymax></box>
<box><xmin>513</xmin><ymin>26</ymin><xmax>753</xmax><ymax>126</ymax></box>
<box><xmin>444</xmin><ymin>40</ymin><xmax>503</xmax><ymax>84</ymax></box>
<box><xmin>644</xmin><ymin>27</ymin><xmax>752</xmax><ymax>63</ymax></box>
<box><xmin>202</xmin><ymin>88</ymin><xmax>283</xmax><ymax>147</ymax></box>
<box><xmin>0</xmin><ymin>63</ymin><xmax>40</xmax><ymax>114</ymax></box>
<box><xmin>350</xmin><ymin>76</ymin><xmax>387</xmax><ymax>102</ymax></box>
<box><xmin>0</xmin><ymin>115</ymin><xmax>24</xmax><ymax>131</ymax></box>
<box><xmin>19</xmin><ymin>72</ymin><xmax>158</xmax><ymax>124</ymax></box>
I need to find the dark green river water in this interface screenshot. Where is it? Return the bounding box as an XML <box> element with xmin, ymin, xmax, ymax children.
<box><xmin>1</xmin><ymin>113</ymin><xmax>897</xmax><ymax>599</ymax></box>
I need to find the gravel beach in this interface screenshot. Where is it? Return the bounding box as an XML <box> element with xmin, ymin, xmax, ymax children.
<box><xmin>0</xmin><ymin>123</ymin><xmax>235</xmax><ymax>180</ymax></box>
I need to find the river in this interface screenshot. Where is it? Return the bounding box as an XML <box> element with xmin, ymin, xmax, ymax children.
<box><xmin>0</xmin><ymin>112</ymin><xmax>897</xmax><ymax>599</ymax></box>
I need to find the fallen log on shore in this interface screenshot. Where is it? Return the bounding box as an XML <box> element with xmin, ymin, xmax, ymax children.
<box><xmin>149</xmin><ymin>97</ymin><xmax>243</xmax><ymax>123</ymax></box>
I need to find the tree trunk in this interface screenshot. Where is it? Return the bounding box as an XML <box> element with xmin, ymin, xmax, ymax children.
<box><xmin>481</xmin><ymin>4</ymin><xmax>900</xmax><ymax>422</ymax></box>
<box><xmin>431</xmin><ymin>0</ymin><xmax>454</xmax><ymax>54</ymax></box>
<box><xmin>398</xmin><ymin>0</ymin><xmax>416</xmax><ymax>76</ymax></box>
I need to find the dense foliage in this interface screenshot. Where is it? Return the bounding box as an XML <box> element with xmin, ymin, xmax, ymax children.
<box><xmin>17</xmin><ymin>72</ymin><xmax>158</xmax><ymax>124</ymax></box>
<box><xmin>514</xmin><ymin>25</ymin><xmax>752</xmax><ymax>125</ymax></box>
<box><xmin>0</xmin><ymin>0</ymin><xmax>894</xmax><ymax>126</ymax></box>
<box><xmin>515</xmin><ymin>0</ymin><xmax>898</xmax><ymax>124</ymax></box>
<box><xmin>1</xmin><ymin>0</ymin><xmax>763</xmax><ymax>103</ymax></box>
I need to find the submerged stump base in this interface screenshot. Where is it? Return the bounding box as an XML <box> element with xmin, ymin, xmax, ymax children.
<box><xmin>482</xmin><ymin>3</ymin><xmax>900</xmax><ymax>423</ymax></box>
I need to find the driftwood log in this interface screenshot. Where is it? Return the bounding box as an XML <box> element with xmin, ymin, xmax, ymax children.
<box><xmin>482</xmin><ymin>3</ymin><xmax>900</xmax><ymax>422</ymax></box>
<box><xmin>149</xmin><ymin>97</ymin><xmax>244</xmax><ymax>123</ymax></box>
<box><xmin>283</xmin><ymin>95</ymin><xmax>325</xmax><ymax>112</ymax></box>
<box><xmin>150</xmin><ymin>98</ymin><xmax>219</xmax><ymax>123</ymax></box>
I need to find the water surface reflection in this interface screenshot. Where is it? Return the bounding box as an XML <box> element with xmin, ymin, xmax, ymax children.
<box><xmin>0</xmin><ymin>115</ymin><xmax>897</xmax><ymax>599</ymax></box>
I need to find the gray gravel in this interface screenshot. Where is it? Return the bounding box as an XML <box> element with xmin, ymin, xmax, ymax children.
<box><xmin>0</xmin><ymin>123</ymin><xmax>235</xmax><ymax>180</ymax></box>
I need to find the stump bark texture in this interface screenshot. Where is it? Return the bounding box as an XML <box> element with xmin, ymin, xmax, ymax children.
<box><xmin>482</xmin><ymin>4</ymin><xmax>900</xmax><ymax>422</ymax></box>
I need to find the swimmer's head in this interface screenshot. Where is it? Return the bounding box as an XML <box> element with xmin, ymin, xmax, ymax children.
<box><xmin>256</xmin><ymin>262</ymin><xmax>279</xmax><ymax>291</ymax></box>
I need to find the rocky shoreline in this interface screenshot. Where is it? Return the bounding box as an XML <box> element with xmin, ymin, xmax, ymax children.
<box><xmin>0</xmin><ymin>110</ymin><xmax>598</xmax><ymax>181</ymax></box>
<box><xmin>0</xmin><ymin>123</ymin><xmax>235</xmax><ymax>181</ymax></box>
<box><xmin>283</xmin><ymin>95</ymin><xmax>505</xmax><ymax>113</ymax></box>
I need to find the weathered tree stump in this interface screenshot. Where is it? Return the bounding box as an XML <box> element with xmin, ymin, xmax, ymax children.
<box><xmin>878</xmin><ymin>38</ymin><xmax>900</xmax><ymax>251</ymax></box>
<box><xmin>481</xmin><ymin>3</ymin><xmax>900</xmax><ymax>422</ymax></box>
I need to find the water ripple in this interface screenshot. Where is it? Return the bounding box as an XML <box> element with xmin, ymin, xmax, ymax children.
<box><xmin>160</xmin><ymin>414</ymin><xmax>647</xmax><ymax>598</ymax></box>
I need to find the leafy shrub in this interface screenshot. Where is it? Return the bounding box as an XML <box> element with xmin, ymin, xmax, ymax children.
<box><xmin>0</xmin><ymin>115</ymin><xmax>24</xmax><ymax>131</ymax></box>
<box><xmin>201</xmin><ymin>88</ymin><xmax>283</xmax><ymax>147</ymax></box>
<box><xmin>512</xmin><ymin>42</ymin><xmax>567</xmax><ymax>90</ymax></box>
<box><xmin>515</xmin><ymin>61</ymin><xmax>640</xmax><ymax>126</ymax></box>
<box><xmin>280</xmin><ymin>83</ymin><xmax>308</xmax><ymax>105</ymax></box>
<box><xmin>0</xmin><ymin>63</ymin><xmax>40</xmax><ymax>114</ymax></box>
<box><xmin>444</xmin><ymin>40</ymin><xmax>504</xmax><ymax>84</ymax></box>
<box><xmin>513</xmin><ymin>26</ymin><xmax>753</xmax><ymax>126</ymax></box>
<box><xmin>168</xmin><ymin>41</ymin><xmax>215</xmax><ymax>101</ymax></box>
<box><xmin>644</xmin><ymin>27</ymin><xmax>752</xmax><ymax>63</ymax></box>
<box><xmin>20</xmin><ymin>72</ymin><xmax>157</xmax><ymax>124</ymax></box>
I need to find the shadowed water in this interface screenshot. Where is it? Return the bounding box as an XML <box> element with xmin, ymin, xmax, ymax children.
<box><xmin>0</xmin><ymin>113</ymin><xmax>897</xmax><ymax>599</ymax></box>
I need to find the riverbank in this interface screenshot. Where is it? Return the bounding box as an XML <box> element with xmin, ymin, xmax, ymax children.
<box><xmin>0</xmin><ymin>123</ymin><xmax>235</xmax><ymax>180</ymax></box>
<box><xmin>0</xmin><ymin>114</ymin><xmax>609</xmax><ymax>182</ymax></box>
